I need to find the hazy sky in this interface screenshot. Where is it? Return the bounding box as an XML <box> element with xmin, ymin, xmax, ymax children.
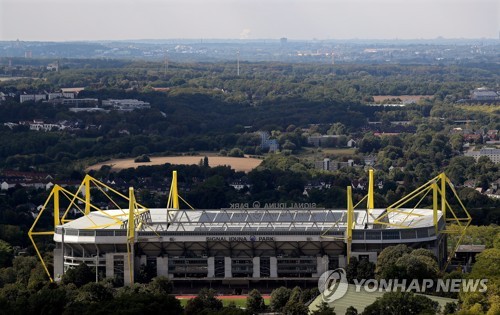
<box><xmin>1</xmin><ymin>0</ymin><xmax>498</xmax><ymax>41</ymax></box>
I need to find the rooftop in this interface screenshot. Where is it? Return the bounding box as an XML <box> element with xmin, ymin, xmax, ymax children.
<box><xmin>60</xmin><ymin>207</ymin><xmax>440</xmax><ymax>232</ymax></box>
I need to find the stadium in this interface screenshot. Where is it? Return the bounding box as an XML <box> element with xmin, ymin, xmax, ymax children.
<box><xmin>29</xmin><ymin>170</ymin><xmax>471</xmax><ymax>289</ymax></box>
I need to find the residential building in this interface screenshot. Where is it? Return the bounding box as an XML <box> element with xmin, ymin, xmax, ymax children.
<box><xmin>315</xmin><ymin>158</ymin><xmax>354</xmax><ymax>171</ymax></box>
<box><xmin>102</xmin><ymin>99</ymin><xmax>151</xmax><ymax>111</ymax></box>
<box><xmin>49</xmin><ymin>98</ymin><xmax>98</xmax><ymax>106</ymax></box>
<box><xmin>464</xmin><ymin>147</ymin><xmax>500</xmax><ymax>163</ymax></box>
<box><xmin>471</xmin><ymin>87</ymin><xmax>499</xmax><ymax>101</ymax></box>
<box><xmin>47</xmin><ymin>92</ymin><xmax>75</xmax><ymax>100</ymax></box>
<box><xmin>364</xmin><ymin>155</ymin><xmax>377</xmax><ymax>166</ymax></box>
<box><xmin>230</xmin><ymin>178</ymin><xmax>252</xmax><ymax>191</ymax></box>
<box><xmin>258</xmin><ymin>131</ymin><xmax>279</xmax><ymax>152</ymax></box>
<box><xmin>20</xmin><ymin>94</ymin><xmax>46</xmax><ymax>103</ymax></box>
<box><xmin>308</xmin><ymin>135</ymin><xmax>341</xmax><ymax>147</ymax></box>
<box><xmin>70</xmin><ymin>107</ymin><xmax>108</xmax><ymax>113</ymax></box>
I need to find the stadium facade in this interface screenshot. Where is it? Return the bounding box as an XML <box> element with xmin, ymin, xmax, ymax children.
<box><xmin>30</xmin><ymin>171</ymin><xmax>471</xmax><ymax>286</ymax></box>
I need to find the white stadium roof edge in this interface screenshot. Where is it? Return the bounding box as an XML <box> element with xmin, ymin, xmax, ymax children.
<box><xmin>59</xmin><ymin>207</ymin><xmax>441</xmax><ymax>232</ymax></box>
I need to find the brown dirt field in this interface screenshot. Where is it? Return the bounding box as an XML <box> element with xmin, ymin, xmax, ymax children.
<box><xmin>86</xmin><ymin>155</ymin><xmax>263</xmax><ymax>173</ymax></box>
<box><xmin>372</xmin><ymin>95</ymin><xmax>432</xmax><ymax>102</ymax></box>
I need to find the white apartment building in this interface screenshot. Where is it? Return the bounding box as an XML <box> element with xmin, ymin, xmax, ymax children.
<box><xmin>465</xmin><ymin>147</ymin><xmax>500</xmax><ymax>163</ymax></box>
<box><xmin>20</xmin><ymin>94</ymin><xmax>47</xmax><ymax>103</ymax></box>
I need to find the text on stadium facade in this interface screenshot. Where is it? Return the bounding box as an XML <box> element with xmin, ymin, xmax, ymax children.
<box><xmin>206</xmin><ymin>236</ymin><xmax>275</xmax><ymax>242</ymax></box>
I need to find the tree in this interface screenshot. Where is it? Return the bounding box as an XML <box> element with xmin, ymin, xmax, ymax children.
<box><xmin>102</xmin><ymin>287</ymin><xmax>183</xmax><ymax>315</ymax></box>
<box><xmin>347</xmin><ymin>257</ymin><xmax>375</xmax><ymax>283</ymax></box>
<box><xmin>131</xmin><ymin>145</ymin><xmax>149</xmax><ymax>157</ymax></box>
<box><xmin>0</xmin><ymin>282</ymin><xmax>31</xmax><ymax>313</ymax></box>
<box><xmin>184</xmin><ymin>288</ymin><xmax>223</xmax><ymax>315</ymax></box>
<box><xmin>61</xmin><ymin>263</ymin><xmax>94</xmax><ymax>288</ymax></box>
<box><xmin>375</xmin><ymin>245</ymin><xmax>438</xmax><ymax>284</ymax></box>
<box><xmin>375</xmin><ymin>244</ymin><xmax>411</xmax><ymax>280</ymax></box>
<box><xmin>136</xmin><ymin>263</ymin><xmax>156</xmax><ymax>283</ymax></box>
<box><xmin>0</xmin><ymin>240</ymin><xmax>14</xmax><ymax>268</ymax></box>
<box><xmin>246</xmin><ymin>289</ymin><xmax>266</xmax><ymax>314</ymax></box>
<box><xmin>459</xmin><ymin>248</ymin><xmax>500</xmax><ymax>314</ymax></box>
<box><xmin>282</xmin><ymin>299</ymin><xmax>309</xmax><ymax>315</ymax></box>
<box><xmin>469</xmin><ymin>248</ymin><xmax>500</xmax><ymax>281</ymax></box>
<box><xmin>28</xmin><ymin>283</ymin><xmax>68</xmax><ymax>315</ymax></box>
<box><xmin>12</xmin><ymin>256</ymin><xmax>38</xmax><ymax>285</ymax></box>
<box><xmin>27</xmin><ymin>263</ymin><xmax>49</xmax><ymax>291</ymax></box>
<box><xmin>494</xmin><ymin>233</ymin><xmax>500</xmax><ymax>250</ymax></box>
<box><xmin>346</xmin><ymin>256</ymin><xmax>359</xmax><ymax>283</ymax></box>
<box><xmin>362</xmin><ymin>291</ymin><xmax>438</xmax><ymax>315</ymax></box>
<box><xmin>76</xmin><ymin>281</ymin><xmax>113</xmax><ymax>303</ymax></box>
<box><xmin>0</xmin><ymin>267</ymin><xmax>16</xmax><ymax>287</ymax></box>
<box><xmin>228</xmin><ymin>148</ymin><xmax>244</xmax><ymax>157</ymax></box>
<box><xmin>442</xmin><ymin>302</ymin><xmax>457</xmax><ymax>315</ymax></box>
<box><xmin>345</xmin><ymin>306</ymin><xmax>358</xmax><ymax>315</ymax></box>
<box><xmin>282</xmin><ymin>140</ymin><xmax>297</xmax><ymax>151</ymax></box>
<box><xmin>311</xmin><ymin>301</ymin><xmax>336</xmax><ymax>315</ymax></box>
<box><xmin>270</xmin><ymin>286</ymin><xmax>292</xmax><ymax>312</ymax></box>
<box><xmin>358</xmin><ymin>133</ymin><xmax>381</xmax><ymax>153</ymax></box>
<box><xmin>353</xmin><ymin>259</ymin><xmax>375</xmax><ymax>282</ymax></box>
<box><xmin>184</xmin><ymin>296</ymin><xmax>206</xmax><ymax>315</ymax></box>
<box><xmin>134</xmin><ymin>154</ymin><xmax>150</xmax><ymax>163</ymax></box>
<box><xmin>301</xmin><ymin>287</ymin><xmax>320</xmax><ymax>304</ymax></box>
<box><xmin>146</xmin><ymin>276</ymin><xmax>173</xmax><ymax>295</ymax></box>
<box><xmin>328</xmin><ymin>122</ymin><xmax>346</xmax><ymax>136</ymax></box>
<box><xmin>394</xmin><ymin>251</ymin><xmax>439</xmax><ymax>282</ymax></box>
<box><xmin>289</xmin><ymin>286</ymin><xmax>302</xmax><ymax>303</ymax></box>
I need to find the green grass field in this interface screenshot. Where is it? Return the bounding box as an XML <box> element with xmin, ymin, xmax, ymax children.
<box><xmin>456</xmin><ymin>104</ymin><xmax>500</xmax><ymax>114</ymax></box>
<box><xmin>178</xmin><ymin>296</ymin><xmax>270</xmax><ymax>308</ymax></box>
<box><xmin>319</xmin><ymin>148</ymin><xmax>357</xmax><ymax>156</ymax></box>
<box><xmin>299</xmin><ymin>147</ymin><xmax>356</xmax><ymax>157</ymax></box>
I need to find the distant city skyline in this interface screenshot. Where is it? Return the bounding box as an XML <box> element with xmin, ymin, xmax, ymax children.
<box><xmin>0</xmin><ymin>0</ymin><xmax>498</xmax><ymax>42</ymax></box>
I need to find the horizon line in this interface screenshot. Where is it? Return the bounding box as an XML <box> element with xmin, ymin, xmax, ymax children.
<box><xmin>1</xmin><ymin>37</ymin><xmax>499</xmax><ymax>43</ymax></box>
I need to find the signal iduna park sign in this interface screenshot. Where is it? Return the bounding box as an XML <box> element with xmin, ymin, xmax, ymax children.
<box><xmin>206</xmin><ymin>236</ymin><xmax>275</xmax><ymax>242</ymax></box>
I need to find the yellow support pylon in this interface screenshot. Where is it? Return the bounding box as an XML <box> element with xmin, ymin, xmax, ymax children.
<box><xmin>367</xmin><ymin>169</ymin><xmax>374</xmax><ymax>213</ymax></box>
<box><xmin>440</xmin><ymin>173</ymin><xmax>446</xmax><ymax>221</ymax></box>
<box><xmin>346</xmin><ymin>186</ymin><xmax>354</xmax><ymax>264</ymax></box>
<box><xmin>433</xmin><ymin>183</ymin><xmax>438</xmax><ymax>235</ymax></box>
<box><xmin>28</xmin><ymin>185</ymin><xmax>62</xmax><ymax>282</ymax></box>
<box><xmin>127</xmin><ymin>187</ymin><xmax>135</xmax><ymax>285</ymax></box>
<box><xmin>29</xmin><ymin>175</ymin><xmax>150</xmax><ymax>282</ymax></box>
<box><xmin>172</xmin><ymin>171</ymin><xmax>179</xmax><ymax>209</ymax></box>
<box><xmin>167</xmin><ymin>171</ymin><xmax>179</xmax><ymax>209</ymax></box>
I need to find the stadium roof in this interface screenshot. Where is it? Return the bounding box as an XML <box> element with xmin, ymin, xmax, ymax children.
<box><xmin>61</xmin><ymin>208</ymin><xmax>440</xmax><ymax>232</ymax></box>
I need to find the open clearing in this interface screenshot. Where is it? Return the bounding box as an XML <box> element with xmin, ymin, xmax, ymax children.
<box><xmin>87</xmin><ymin>155</ymin><xmax>263</xmax><ymax>173</ymax></box>
<box><xmin>456</xmin><ymin>104</ymin><xmax>500</xmax><ymax>114</ymax></box>
<box><xmin>298</xmin><ymin>147</ymin><xmax>356</xmax><ymax>160</ymax></box>
<box><xmin>0</xmin><ymin>77</ymin><xmax>31</xmax><ymax>82</ymax></box>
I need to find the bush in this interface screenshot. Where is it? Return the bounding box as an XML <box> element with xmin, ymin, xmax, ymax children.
<box><xmin>228</xmin><ymin>148</ymin><xmax>244</xmax><ymax>157</ymax></box>
<box><xmin>134</xmin><ymin>154</ymin><xmax>150</xmax><ymax>163</ymax></box>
